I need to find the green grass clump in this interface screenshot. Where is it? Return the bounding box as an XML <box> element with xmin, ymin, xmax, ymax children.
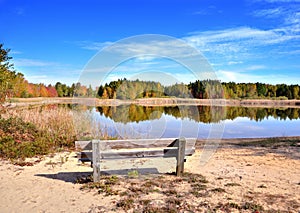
<box><xmin>80</xmin><ymin>175</ymin><xmax>119</xmax><ymax>196</ymax></box>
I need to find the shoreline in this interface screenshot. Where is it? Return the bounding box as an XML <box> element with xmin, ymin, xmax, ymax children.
<box><xmin>4</xmin><ymin>97</ymin><xmax>300</xmax><ymax>108</ymax></box>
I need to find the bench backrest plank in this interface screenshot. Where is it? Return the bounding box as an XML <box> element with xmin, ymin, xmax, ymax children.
<box><xmin>75</xmin><ymin>138</ymin><xmax>196</xmax><ymax>151</ymax></box>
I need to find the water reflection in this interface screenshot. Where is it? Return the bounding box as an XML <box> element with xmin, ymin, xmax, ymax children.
<box><xmin>70</xmin><ymin>104</ymin><xmax>300</xmax><ymax>139</ymax></box>
<box><xmin>97</xmin><ymin>105</ymin><xmax>300</xmax><ymax>124</ymax></box>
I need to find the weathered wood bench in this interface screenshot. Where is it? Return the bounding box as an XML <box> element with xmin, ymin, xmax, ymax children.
<box><xmin>75</xmin><ymin>138</ymin><xmax>196</xmax><ymax>182</ymax></box>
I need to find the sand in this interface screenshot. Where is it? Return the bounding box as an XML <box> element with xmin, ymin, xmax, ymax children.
<box><xmin>5</xmin><ymin>97</ymin><xmax>300</xmax><ymax>108</ymax></box>
<box><xmin>0</xmin><ymin>145</ymin><xmax>299</xmax><ymax>212</ymax></box>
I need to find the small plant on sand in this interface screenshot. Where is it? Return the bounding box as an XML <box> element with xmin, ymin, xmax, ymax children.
<box><xmin>224</xmin><ymin>182</ymin><xmax>241</xmax><ymax>187</ymax></box>
<box><xmin>80</xmin><ymin>175</ymin><xmax>120</xmax><ymax>196</ymax></box>
<box><xmin>116</xmin><ymin>198</ymin><xmax>134</xmax><ymax>210</ymax></box>
<box><xmin>258</xmin><ymin>184</ymin><xmax>267</xmax><ymax>188</ymax></box>
<box><xmin>210</xmin><ymin>187</ymin><xmax>226</xmax><ymax>193</ymax></box>
<box><xmin>214</xmin><ymin>202</ymin><xmax>242</xmax><ymax>211</ymax></box>
<box><xmin>127</xmin><ymin>169</ymin><xmax>139</xmax><ymax>178</ymax></box>
<box><xmin>182</xmin><ymin>172</ymin><xmax>209</xmax><ymax>184</ymax></box>
<box><xmin>242</xmin><ymin>202</ymin><xmax>264</xmax><ymax>211</ymax></box>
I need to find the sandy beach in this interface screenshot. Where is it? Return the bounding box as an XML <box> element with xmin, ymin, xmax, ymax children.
<box><xmin>5</xmin><ymin>97</ymin><xmax>300</xmax><ymax>108</ymax></box>
<box><xmin>0</xmin><ymin>140</ymin><xmax>299</xmax><ymax>212</ymax></box>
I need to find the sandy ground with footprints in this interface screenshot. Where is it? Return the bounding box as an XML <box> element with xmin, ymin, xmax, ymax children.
<box><xmin>0</xmin><ymin>142</ymin><xmax>299</xmax><ymax>212</ymax></box>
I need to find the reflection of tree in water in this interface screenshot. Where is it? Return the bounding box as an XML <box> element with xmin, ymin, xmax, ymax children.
<box><xmin>97</xmin><ymin>105</ymin><xmax>164</xmax><ymax>123</ymax></box>
<box><xmin>96</xmin><ymin>105</ymin><xmax>300</xmax><ymax>123</ymax></box>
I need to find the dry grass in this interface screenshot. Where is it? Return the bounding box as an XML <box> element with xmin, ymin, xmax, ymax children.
<box><xmin>0</xmin><ymin>104</ymin><xmax>113</xmax><ymax>160</ymax></box>
<box><xmin>2</xmin><ymin>105</ymin><xmax>76</xmax><ymax>147</ymax></box>
<box><xmin>78</xmin><ymin>173</ymin><xmax>270</xmax><ymax>212</ymax></box>
<box><xmin>2</xmin><ymin>104</ymin><xmax>113</xmax><ymax>141</ymax></box>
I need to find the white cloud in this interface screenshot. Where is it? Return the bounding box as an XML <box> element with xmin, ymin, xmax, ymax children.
<box><xmin>134</xmin><ymin>56</ymin><xmax>158</xmax><ymax>62</ymax></box>
<box><xmin>10</xmin><ymin>50</ymin><xmax>22</xmax><ymax>55</ymax></box>
<box><xmin>76</xmin><ymin>41</ymin><xmax>113</xmax><ymax>51</ymax></box>
<box><xmin>186</xmin><ymin>27</ymin><xmax>297</xmax><ymax>48</ymax></box>
<box><xmin>193</xmin><ymin>10</ymin><xmax>208</xmax><ymax>15</ymax></box>
<box><xmin>26</xmin><ymin>75</ymin><xmax>48</xmax><ymax>80</ymax></box>
<box><xmin>216</xmin><ymin>69</ymin><xmax>299</xmax><ymax>84</ymax></box>
<box><xmin>13</xmin><ymin>58</ymin><xmax>58</xmax><ymax>67</ymax></box>
<box><xmin>252</xmin><ymin>7</ymin><xmax>285</xmax><ymax>18</ymax></box>
<box><xmin>251</xmin><ymin>1</ymin><xmax>300</xmax><ymax>33</ymax></box>
<box><xmin>228</xmin><ymin>61</ymin><xmax>243</xmax><ymax>65</ymax></box>
<box><xmin>245</xmin><ymin>65</ymin><xmax>267</xmax><ymax>71</ymax></box>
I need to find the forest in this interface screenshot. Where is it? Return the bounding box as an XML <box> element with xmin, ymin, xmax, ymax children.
<box><xmin>97</xmin><ymin>78</ymin><xmax>300</xmax><ymax>100</ymax></box>
<box><xmin>1</xmin><ymin>43</ymin><xmax>300</xmax><ymax>104</ymax></box>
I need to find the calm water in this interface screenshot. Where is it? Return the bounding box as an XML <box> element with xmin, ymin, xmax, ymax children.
<box><xmin>80</xmin><ymin>105</ymin><xmax>300</xmax><ymax>139</ymax></box>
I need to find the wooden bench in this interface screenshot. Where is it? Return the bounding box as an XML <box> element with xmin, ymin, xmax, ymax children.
<box><xmin>75</xmin><ymin>138</ymin><xmax>196</xmax><ymax>182</ymax></box>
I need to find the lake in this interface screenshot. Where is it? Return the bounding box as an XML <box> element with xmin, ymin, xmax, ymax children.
<box><xmin>75</xmin><ymin>104</ymin><xmax>300</xmax><ymax>139</ymax></box>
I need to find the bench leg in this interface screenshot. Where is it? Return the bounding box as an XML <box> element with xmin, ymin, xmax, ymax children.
<box><xmin>92</xmin><ymin>140</ymin><xmax>101</xmax><ymax>182</ymax></box>
<box><xmin>176</xmin><ymin>138</ymin><xmax>186</xmax><ymax>176</ymax></box>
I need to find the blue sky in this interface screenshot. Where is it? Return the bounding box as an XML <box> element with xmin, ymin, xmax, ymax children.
<box><xmin>1</xmin><ymin>0</ymin><xmax>300</xmax><ymax>86</ymax></box>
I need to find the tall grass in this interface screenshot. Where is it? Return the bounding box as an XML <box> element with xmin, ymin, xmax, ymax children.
<box><xmin>2</xmin><ymin>105</ymin><xmax>76</xmax><ymax>147</ymax></box>
<box><xmin>0</xmin><ymin>104</ymin><xmax>111</xmax><ymax>160</ymax></box>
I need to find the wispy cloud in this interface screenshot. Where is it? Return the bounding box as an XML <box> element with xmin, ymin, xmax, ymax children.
<box><xmin>192</xmin><ymin>5</ymin><xmax>221</xmax><ymax>16</ymax></box>
<box><xmin>10</xmin><ymin>50</ymin><xmax>22</xmax><ymax>55</ymax></box>
<box><xmin>186</xmin><ymin>27</ymin><xmax>297</xmax><ymax>48</ymax></box>
<box><xmin>252</xmin><ymin>7</ymin><xmax>285</xmax><ymax>18</ymax></box>
<box><xmin>251</xmin><ymin>1</ymin><xmax>300</xmax><ymax>32</ymax></box>
<box><xmin>216</xmin><ymin>69</ymin><xmax>299</xmax><ymax>84</ymax></box>
<box><xmin>245</xmin><ymin>65</ymin><xmax>267</xmax><ymax>71</ymax></box>
<box><xmin>228</xmin><ymin>61</ymin><xmax>243</xmax><ymax>65</ymax></box>
<box><xmin>253</xmin><ymin>0</ymin><xmax>300</xmax><ymax>2</ymax></box>
<box><xmin>75</xmin><ymin>41</ymin><xmax>113</xmax><ymax>51</ymax></box>
<box><xmin>13</xmin><ymin>58</ymin><xmax>58</xmax><ymax>67</ymax></box>
<box><xmin>26</xmin><ymin>75</ymin><xmax>48</xmax><ymax>81</ymax></box>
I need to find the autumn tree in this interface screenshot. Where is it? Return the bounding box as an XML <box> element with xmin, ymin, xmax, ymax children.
<box><xmin>0</xmin><ymin>44</ymin><xmax>17</xmax><ymax>103</ymax></box>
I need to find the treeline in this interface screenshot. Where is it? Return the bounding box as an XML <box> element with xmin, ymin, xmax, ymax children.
<box><xmin>1</xmin><ymin>43</ymin><xmax>300</xmax><ymax>103</ymax></box>
<box><xmin>97</xmin><ymin>79</ymin><xmax>300</xmax><ymax>100</ymax></box>
<box><xmin>221</xmin><ymin>82</ymin><xmax>300</xmax><ymax>100</ymax></box>
<box><xmin>0</xmin><ymin>44</ymin><xmax>98</xmax><ymax>103</ymax></box>
<box><xmin>97</xmin><ymin>79</ymin><xmax>223</xmax><ymax>99</ymax></box>
<box><xmin>2</xmin><ymin>73</ymin><xmax>96</xmax><ymax>99</ymax></box>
